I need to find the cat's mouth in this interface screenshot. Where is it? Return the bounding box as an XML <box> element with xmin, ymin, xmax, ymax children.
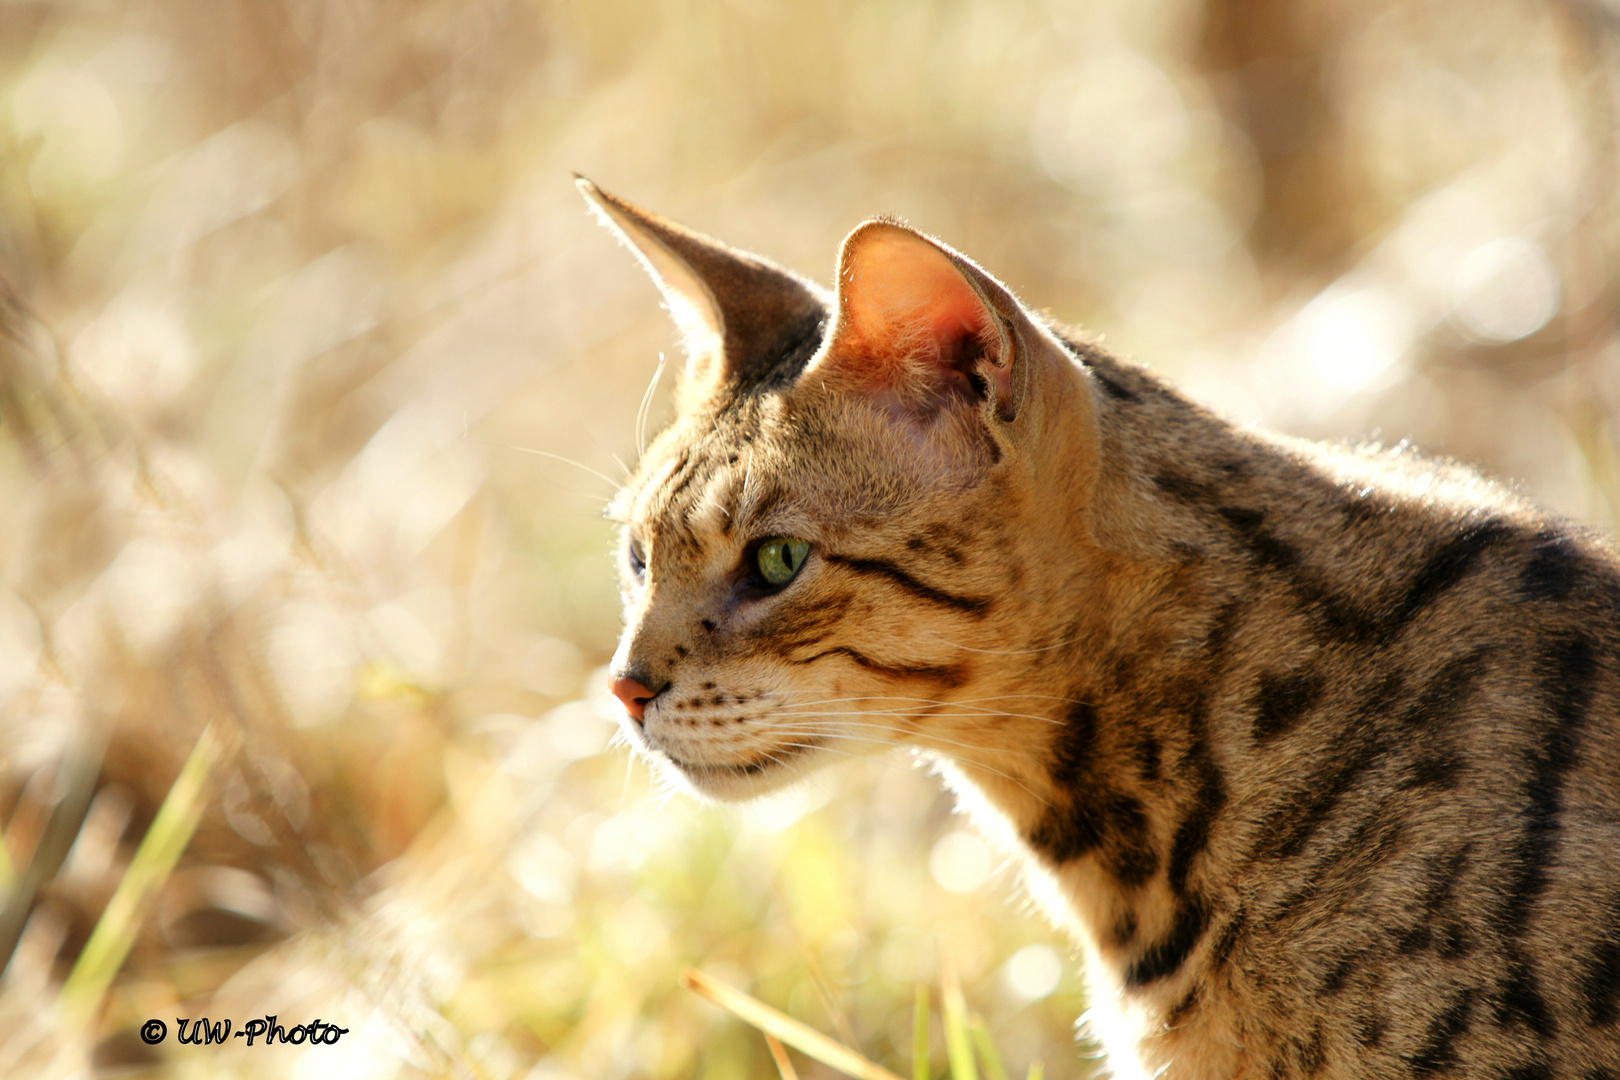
<box><xmin>656</xmin><ymin>735</ymin><xmax>824</xmax><ymax>790</ymax></box>
<box><xmin>663</xmin><ymin>750</ymin><xmax>774</xmax><ymax>776</ymax></box>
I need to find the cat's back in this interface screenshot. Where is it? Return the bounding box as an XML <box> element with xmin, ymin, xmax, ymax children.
<box><xmin>1058</xmin><ymin>345</ymin><xmax>1620</xmax><ymax>1078</ymax></box>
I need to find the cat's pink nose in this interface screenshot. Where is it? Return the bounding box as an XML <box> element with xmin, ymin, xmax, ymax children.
<box><xmin>610</xmin><ymin>675</ymin><xmax>656</xmax><ymax>724</ymax></box>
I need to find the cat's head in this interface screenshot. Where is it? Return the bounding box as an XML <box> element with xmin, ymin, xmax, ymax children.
<box><xmin>581</xmin><ymin>180</ymin><xmax>1103</xmax><ymax>801</ymax></box>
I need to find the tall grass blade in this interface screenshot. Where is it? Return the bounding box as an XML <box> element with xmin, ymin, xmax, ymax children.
<box><xmin>913</xmin><ymin>983</ymin><xmax>930</xmax><ymax>1080</ymax></box>
<box><xmin>938</xmin><ymin>945</ymin><xmax>977</xmax><ymax>1080</ymax></box>
<box><xmin>968</xmin><ymin>1015</ymin><xmax>1009</xmax><ymax>1080</ymax></box>
<box><xmin>0</xmin><ymin>732</ymin><xmax>105</xmax><ymax>975</ymax></box>
<box><xmin>58</xmin><ymin>723</ymin><xmax>235</xmax><ymax>1031</ymax></box>
<box><xmin>0</xmin><ymin>827</ymin><xmax>14</xmax><ymax>893</ymax></box>
<box><xmin>681</xmin><ymin>968</ymin><xmax>905</xmax><ymax>1080</ymax></box>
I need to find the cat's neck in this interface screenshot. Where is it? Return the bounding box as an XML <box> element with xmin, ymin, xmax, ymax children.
<box><xmin>929</xmin><ymin>343</ymin><xmax>1245</xmax><ymax>938</ymax></box>
<box><xmin>935</xmin><ymin>341</ymin><xmax>1412</xmax><ymax>988</ymax></box>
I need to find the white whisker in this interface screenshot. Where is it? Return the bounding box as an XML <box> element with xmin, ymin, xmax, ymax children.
<box><xmin>504</xmin><ymin>444</ymin><xmax>624</xmax><ymax>492</ymax></box>
<box><xmin>767</xmin><ymin>700</ymin><xmax>1075</xmax><ymax>726</ymax></box>
<box><xmin>770</xmin><ymin>690</ymin><xmax>1093</xmax><ymax>708</ymax></box>
<box><xmin>656</xmin><ymin>721</ymin><xmax>1052</xmax><ymax>807</ymax></box>
<box><xmin>755</xmin><ymin>718</ymin><xmax>1046</xmax><ymax>761</ymax></box>
<box><xmin>636</xmin><ymin>351</ymin><xmax>668</xmax><ymax>461</ymax></box>
<box><xmin>921</xmin><ymin>632</ymin><xmax>1079</xmax><ymax>656</ymax></box>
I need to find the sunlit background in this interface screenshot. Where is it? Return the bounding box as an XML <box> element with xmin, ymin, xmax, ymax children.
<box><xmin>0</xmin><ymin>0</ymin><xmax>1615</xmax><ymax>1076</ymax></box>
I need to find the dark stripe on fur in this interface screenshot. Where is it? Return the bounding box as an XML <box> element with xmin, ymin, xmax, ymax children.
<box><xmin>1216</xmin><ymin>507</ymin><xmax>1383</xmax><ymax>642</ymax></box>
<box><xmin>1254</xmin><ymin>724</ymin><xmax>1386</xmax><ymax>863</ymax></box>
<box><xmin>1091</xmin><ymin>369</ymin><xmax>1141</xmax><ymax>403</ymax></box>
<box><xmin>1395</xmin><ymin>650</ymin><xmax>1490</xmax><ymax>730</ymax></box>
<box><xmin>1218</xmin><ymin>507</ymin><xmax>1300</xmax><ymax>571</ymax></box>
<box><xmin>1028</xmin><ymin>700</ymin><xmax>1165</xmax><ymax>883</ymax></box>
<box><xmin>1168</xmin><ymin>987</ymin><xmax>1201</xmax><ymax>1026</ymax></box>
<box><xmin>1041</xmin><ymin>699</ymin><xmax>1097</xmax><ymax>793</ymax></box>
<box><xmin>1299</xmin><ymin>1027</ymin><xmax>1326</xmax><ymax>1077</ymax></box>
<box><xmin>1255</xmin><ymin>652</ymin><xmax>1485</xmax><ymax>866</ymax></box>
<box><xmin>907</xmin><ymin>530</ymin><xmax>968</xmax><ymax>566</ymax></box>
<box><xmin>1386</xmin><ymin>519</ymin><xmax>1510</xmax><ymax>632</ymax></box>
<box><xmin>1356</xmin><ymin>1010</ymin><xmax>1388</xmax><ymax>1048</ymax></box>
<box><xmin>1495</xmin><ymin>961</ymin><xmax>1556</xmax><ymax>1038</ymax></box>
<box><xmin>1209</xmin><ymin>906</ymin><xmax>1246</xmax><ymax>970</ymax></box>
<box><xmin>1391</xmin><ymin>849</ymin><xmax>1471</xmax><ymax>956</ymax></box>
<box><xmin>665</xmin><ymin>450</ymin><xmax>702</xmax><ymax>503</ymax></box>
<box><xmin>1168</xmin><ymin>764</ymin><xmax>1224</xmax><ymax>894</ymax></box>
<box><xmin>792</xmin><ymin>646</ymin><xmax>967</xmax><ymax>687</ymax></box>
<box><xmin>1406</xmin><ymin>990</ymin><xmax>1475</xmax><ymax>1076</ymax></box>
<box><xmin>1167</xmin><ymin>602</ymin><xmax>1241</xmax><ymax>894</ymax></box>
<box><xmin>1520</xmin><ymin>529</ymin><xmax>1586</xmax><ymax>601</ymax></box>
<box><xmin>746</xmin><ymin>485</ymin><xmax>789</xmax><ymax>525</ymax></box>
<box><xmin>1495</xmin><ymin>634</ymin><xmax>1597</xmax><ymax>938</ymax></box>
<box><xmin>824</xmin><ymin>554</ymin><xmax>991</xmax><ymax>617</ymax></box>
<box><xmin>1124</xmin><ymin>896</ymin><xmax>1209</xmax><ymax>987</ymax></box>
<box><xmin>1580</xmin><ymin>894</ymin><xmax>1620</xmax><ymax>1027</ymax></box>
<box><xmin>1253</xmin><ymin>670</ymin><xmax>1325</xmax><ymax>742</ymax></box>
<box><xmin>1027</xmin><ymin>805</ymin><xmax>1104</xmax><ymax>864</ymax></box>
<box><xmin>1135</xmin><ymin>734</ymin><xmax>1163</xmax><ymax>783</ymax></box>
<box><xmin>1153</xmin><ymin>470</ymin><xmax>1216</xmax><ymax>504</ymax></box>
<box><xmin>759</xmin><ymin>592</ymin><xmax>854</xmax><ymax>647</ymax></box>
<box><xmin>1401</xmin><ymin>749</ymin><xmax>1463</xmax><ymax>789</ymax></box>
<box><xmin>1028</xmin><ymin>702</ymin><xmax>1104</xmax><ymax>862</ymax></box>
<box><xmin>1419</xmin><ymin>847</ymin><xmax>1470</xmax><ymax>918</ymax></box>
<box><xmin>1217</xmin><ymin>510</ymin><xmax>1510</xmax><ymax>647</ymax></box>
<box><xmin>1320</xmin><ymin>952</ymin><xmax>1358</xmax><ymax>997</ymax></box>
<box><xmin>1104</xmin><ymin>793</ymin><xmax>1159</xmax><ymax>887</ymax></box>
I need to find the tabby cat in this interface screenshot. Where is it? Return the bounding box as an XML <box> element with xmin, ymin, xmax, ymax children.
<box><xmin>579</xmin><ymin>178</ymin><xmax>1620</xmax><ymax>1080</ymax></box>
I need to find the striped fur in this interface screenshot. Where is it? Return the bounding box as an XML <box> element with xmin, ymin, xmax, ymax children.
<box><xmin>584</xmin><ymin>182</ymin><xmax>1620</xmax><ymax>1080</ymax></box>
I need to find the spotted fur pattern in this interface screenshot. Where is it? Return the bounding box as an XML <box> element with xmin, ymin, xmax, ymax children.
<box><xmin>581</xmin><ymin>180</ymin><xmax>1620</xmax><ymax>1080</ymax></box>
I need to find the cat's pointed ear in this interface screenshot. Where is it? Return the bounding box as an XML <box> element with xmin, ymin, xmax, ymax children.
<box><xmin>577</xmin><ymin>178</ymin><xmax>827</xmax><ymax>399</ymax></box>
<box><xmin>810</xmin><ymin>220</ymin><xmax>1028</xmax><ymax>423</ymax></box>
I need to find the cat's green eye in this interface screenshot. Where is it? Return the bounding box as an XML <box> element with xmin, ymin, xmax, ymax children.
<box><xmin>755</xmin><ymin>537</ymin><xmax>810</xmax><ymax>587</ymax></box>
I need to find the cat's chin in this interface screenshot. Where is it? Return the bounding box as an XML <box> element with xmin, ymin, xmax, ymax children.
<box><xmin>656</xmin><ymin>747</ymin><xmax>823</xmax><ymax>803</ymax></box>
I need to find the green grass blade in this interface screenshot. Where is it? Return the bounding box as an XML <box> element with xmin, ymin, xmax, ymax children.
<box><xmin>938</xmin><ymin>947</ymin><xmax>977</xmax><ymax>1080</ymax></box>
<box><xmin>0</xmin><ymin>826</ymin><xmax>14</xmax><ymax>893</ymax></box>
<box><xmin>968</xmin><ymin>1015</ymin><xmax>1009</xmax><ymax>1080</ymax></box>
<box><xmin>58</xmin><ymin>723</ymin><xmax>233</xmax><ymax>1031</ymax></box>
<box><xmin>913</xmin><ymin>983</ymin><xmax>929</xmax><ymax>1080</ymax></box>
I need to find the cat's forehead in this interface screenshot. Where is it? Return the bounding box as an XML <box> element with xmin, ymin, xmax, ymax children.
<box><xmin>616</xmin><ymin>386</ymin><xmax>955</xmax><ymax>560</ymax></box>
<box><xmin>620</xmin><ymin>400</ymin><xmax>803</xmax><ymax>549</ymax></box>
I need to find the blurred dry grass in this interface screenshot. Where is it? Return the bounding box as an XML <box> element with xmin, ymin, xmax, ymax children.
<box><xmin>0</xmin><ymin>0</ymin><xmax>1614</xmax><ymax>1077</ymax></box>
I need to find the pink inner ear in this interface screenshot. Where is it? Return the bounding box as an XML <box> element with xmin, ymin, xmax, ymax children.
<box><xmin>834</xmin><ymin>228</ymin><xmax>995</xmax><ymax>394</ymax></box>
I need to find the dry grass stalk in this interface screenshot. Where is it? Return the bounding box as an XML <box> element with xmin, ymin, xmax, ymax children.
<box><xmin>681</xmin><ymin>967</ymin><xmax>905</xmax><ymax>1080</ymax></box>
<box><xmin>767</xmin><ymin>1033</ymin><xmax>802</xmax><ymax>1080</ymax></box>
